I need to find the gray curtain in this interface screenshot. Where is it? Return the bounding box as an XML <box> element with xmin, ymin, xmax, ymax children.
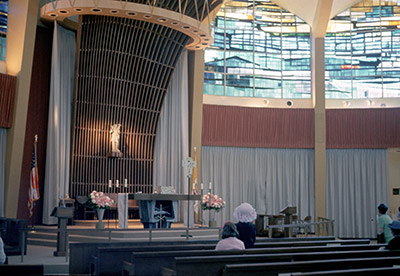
<box><xmin>201</xmin><ymin>146</ymin><xmax>315</xmax><ymax>226</ymax></box>
<box><xmin>326</xmin><ymin>149</ymin><xmax>388</xmax><ymax>238</ymax></box>
<box><xmin>153</xmin><ymin>50</ymin><xmax>191</xmax><ymax>225</ymax></box>
<box><xmin>42</xmin><ymin>23</ymin><xmax>75</xmax><ymax>224</ymax></box>
<box><xmin>0</xmin><ymin>128</ymin><xmax>6</xmax><ymax>217</ymax></box>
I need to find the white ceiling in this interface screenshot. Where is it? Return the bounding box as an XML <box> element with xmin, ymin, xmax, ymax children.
<box><xmin>271</xmin><ymin>0</ymin><xmax>363</xmax><ymax>37</ymax></box>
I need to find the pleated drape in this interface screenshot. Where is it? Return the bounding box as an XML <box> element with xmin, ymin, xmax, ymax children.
<box><xmin>201</xmin><ymin>146</ymin><xmax>315</xmax><ymax>226</ymax></box>
<box><xmin>326</xmin><ymin>149</ymin><xmax>388</xmax><ymax>238</ymax></box>
<box><xmin>153</xmin><ymin>50</ymin><xmax>191</xmax><ymax>225</ymax></box>
<box><xmin>42</xmin><ymin>23</ymin><xmax>75</xmax><ymax>224</ymax></box>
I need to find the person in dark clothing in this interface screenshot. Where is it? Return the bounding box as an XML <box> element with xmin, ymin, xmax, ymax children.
<box><xmin>386</xmin><ymin>220</ymin><xmax>400</xmax><ymax>250</ymax></box>
<box><xmin>233</xmin><ymin>203</ymin><xmax>257</xmax><ymax>248</ymax></box>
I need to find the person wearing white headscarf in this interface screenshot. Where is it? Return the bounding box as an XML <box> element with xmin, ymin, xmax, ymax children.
<box><xmin>233</xmin><ymin>203</ymin><xmax>257</xmax><ymax>248</ymax></box>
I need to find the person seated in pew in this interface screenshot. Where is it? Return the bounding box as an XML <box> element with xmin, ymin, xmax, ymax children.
<box><xmin>378</xmin><ymin>203</ymin><xmax>394</xmax><ymax>243</ymax></box>
<box><xmin>233</xmin><ymin>203</ymin><xmax>257</xmax><ymax>248</ymax></box>
<box><xmin>0</xmin><ymin>237</ymin><xmax>5</xmax><ymax>264</ymax></box>
<box><xmin>215</xmin><ymin>221</ymin><xmax>245</xmax><ymax>250</ymax></box>
<box><xmin>385</xmin><ymin>220</ymin><xmax>400</xmax><ymax>250</ymax></box>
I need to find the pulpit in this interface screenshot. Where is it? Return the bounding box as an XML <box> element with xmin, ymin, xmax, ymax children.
<box><xmin>51</xmin><ymin>206</ymin><xmax>74</xmax><ymax>256</ymax></box>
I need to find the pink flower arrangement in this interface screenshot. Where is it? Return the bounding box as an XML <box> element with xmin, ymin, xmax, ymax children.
<box><xmin>202</xmin><ymin>192</ymin><xmax>225</xmax><ymax>212</ymax></box>
<box><xmin>87</xmin><ymin>191</ymin><xmax>113</xmax><ymax>209</ymax></box>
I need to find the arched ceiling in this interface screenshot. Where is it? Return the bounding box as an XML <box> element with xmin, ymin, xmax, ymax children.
<box><xmin>271</xmin><ymin>0</ymin><xmax>363</xmax><ymax>37</ymax></box>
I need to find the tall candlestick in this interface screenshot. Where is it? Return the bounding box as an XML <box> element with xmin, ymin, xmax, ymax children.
<box><xmin>124</xmin><ymin>178</ymin><xmax>128</xmax><ymax>188</ymax></box>
<box><xmin>108</xmin><ymin>180</ymin><xmax>112</xmax><ymax>188</ymax></box>
<box><xmin>116</xmin><ymin>179</ymin><xmax>119</xmax><ymax>188</ymax></box>
<box><xmin>209</xmin><ymin>182</ymin><xmax>212</xmax><ymax>190</ymax></box>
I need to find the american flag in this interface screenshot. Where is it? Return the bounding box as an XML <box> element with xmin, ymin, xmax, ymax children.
<box><xmin>28</xmin><ymin>135</ymin><xmax>40</xmax><ymax>217</ymax></box>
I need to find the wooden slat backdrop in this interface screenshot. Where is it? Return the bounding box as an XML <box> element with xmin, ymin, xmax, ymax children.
<box><xmin>202</xmin><ymin>104</ymin><xmax>315</xmax><ymax>148</ymax></box>
<box><xmin>326</xmin><ymin>108</ymin><xmax>400</xmax><ymax>148</ymax></box>
<box><xmin>0</xmin><ymin>73</ymin><xmax>17</xmax><ymax>128</ymax></box>
<box><xmin>202</xmin><ymin>105</ymin><xmax>400</xmax><ymax>149</ymax></box>
<box><xmin>70</xmin><ymin>15</ymin><xmax>188</xmax><ymax>197</ymax></box>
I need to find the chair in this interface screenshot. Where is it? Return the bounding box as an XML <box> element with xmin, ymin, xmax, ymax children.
<box><xmin>75</xmin><ymin>196</ymin><xmax>95</xmax><ymax>220</ymax></box>
<box><xmin>298</xmin><ymin>215</ymin><xmax>312</xmax><ymax>235</ymax></box>
<box><xmin>128</xmin><ymin>200</ymin><xmax>139</xmax><ymax>219</ymax></box>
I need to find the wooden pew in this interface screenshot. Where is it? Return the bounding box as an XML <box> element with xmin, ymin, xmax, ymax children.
<box><xmin>72</xmin><ymin>237</ymin><xmax>357</xmax><ymax>274</ymax></box>
<box><xmin>0</xmin><ymin>264</ymin><xmax>44</xmax><ymax>275</ymax></box>
<box><xmin>252</xmin><ymin>239</ymin><xmax>370</xmax><ymax>248</ymax></box>
<box><xmin>222</xmin><ymin>256</ymin><xmax>400</xmax><ymax>276</ymax></box>
<box><xmin>70</xmin><ymin>239</ymin><xmax>219</xmax><ymax>274</ymax></box>
<box><xmin>290</xmin><ymin>266</ymin><xmax>400</xmax><ymax>276</ymax></box>
<box><xmin>130</xmin><ymin>244</ymin><xmax>382</xmax><ymax>276</ymax></box>
<box><xmin>90</xmin><ymin>239</ymin><xmax>369</xmax><ymax>275</ymax></box>
<box><xmin>172</xmin><ymin>250</ymin><xmax>400</xmax><ymax>276</ymax></box>
<box><xmin>90</xmin><ymin>244</ymin><xmax>220</xmax><ymax>275</ymax></box>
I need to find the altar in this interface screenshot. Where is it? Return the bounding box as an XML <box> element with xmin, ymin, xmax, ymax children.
<box><xmin>128</xmin><ymin>194</ymin><xmax>201</xmax><ymax>228</ymax></box>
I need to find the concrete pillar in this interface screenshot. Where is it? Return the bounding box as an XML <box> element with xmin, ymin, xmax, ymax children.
<box><xmin>311</xmin><ymin>36</ymin><xmax>326</xmax><ymax>220</ymax></box>
<box><xmin>4</xmin><ymin>0</ymin><xmax>39</xmax><ymax>217</ymax></box>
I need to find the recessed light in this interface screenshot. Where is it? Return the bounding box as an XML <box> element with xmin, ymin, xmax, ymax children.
<box><xmin>126</xmin><ymin>12</ymin><xmax>137</xmax><ymax>16</ymax></box>
<box><xmin>91</xmin><ymin>8</ymin><xmax>102</xmax><ymax>12</ymax></box>
<box><xmin>59</xmin><ymin>10</ymin><xmax>68</xmax><ymax>14</ymax></box>
<box><xmin>74</xmin><ymin>8</ymin><xmax>83</xmax><ymax>12</ymax></box>
<box><xmin>157</xmin><ymin>18</ymin><xmax>167</xmax><ymax>22</ymax></box>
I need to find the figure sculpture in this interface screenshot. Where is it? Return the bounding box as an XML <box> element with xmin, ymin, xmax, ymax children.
<box><xmin>110</xmin><ymin>124</ymin><xmax>121</xmax><ymax>153</ymax></box>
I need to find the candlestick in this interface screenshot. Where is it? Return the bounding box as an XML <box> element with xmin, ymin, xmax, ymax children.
<box><xmin>116</xmin><ymin>179</ymin><xmax>119</xmax><ymax>188</ymax></box>
<box><xmin>124</xmin><ymin>178</ymin><xmax>128</xmax><ymax>188</ymax></box>
<box><xmin>108</xmin><ymin>180</ymin><xmax>112</xmax><ymax>188</ymax></box>
<box><xmin>209</xmin><ymin>182</ymin><xmax>212</xmax><ymax>190</ymax></box>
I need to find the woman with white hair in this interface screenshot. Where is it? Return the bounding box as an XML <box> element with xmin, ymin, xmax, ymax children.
<box><xmin>233</xmin><ymin>203</ymin><xmax>257</xmax><ymax>248</ymax></box>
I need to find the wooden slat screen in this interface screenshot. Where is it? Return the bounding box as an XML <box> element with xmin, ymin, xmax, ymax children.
<box><xmin>70</xmin><ymin>15</ymin><xmax>188</xmax><ymax>197</ymax></box>
<box><xmin>202</xmin><ymin>104</ymin><xmax>315</xmax><ymax>148</ymax></box>
<box><xmin>0</xmin><ymin>73</ymin><xmax>17</xmax><ymax>128</ymax></box>
<box><xmin>326</xmin><ymin>108</ymin><xmax>400</xmax><ymax>148</ymax></box>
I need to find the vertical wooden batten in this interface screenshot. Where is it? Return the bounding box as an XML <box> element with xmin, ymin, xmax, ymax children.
<box><xmin>0</xmin><ymin>74</ymin><xmax>17</xmax><ymax>128</ymax></box>
<box><xmin>70</xmin><ymin>15</ymin><xmax>189</xmax><ymax>197</ymax></box>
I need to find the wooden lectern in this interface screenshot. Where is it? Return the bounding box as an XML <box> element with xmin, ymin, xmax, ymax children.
<box><xmin>51</xmin><ymin>207</ymin><xmax>74</xmax><ymax>256</ymax></box>
<box><xmin>280</xmin><ymin>206</ymin><xmax>297</xmax><ymax>237</ymax></box>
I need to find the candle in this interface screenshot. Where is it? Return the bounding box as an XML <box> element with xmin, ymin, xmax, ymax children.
<box><xmin>124</xmin><ymin>178</ymin><xmax>128</xmax><ymax>188</ymax></box>
<box><xmin>116</xmin><ymin>179</ymin><xmax>119</xmax><ymax>188</ymax></box>
<box><xmin>209</xmin><ymin>182</ymin><xmax>212</xmax><ymax>190</ymax></box>
<box><xmin>108</xmin><ymin>180</ymin><xmax>112</xmax><ymax>188</ymax></box>
<box><xmin>200</xmin><ymin>183</ymin><xmax>203</xmax><ymax>190</ymax></box>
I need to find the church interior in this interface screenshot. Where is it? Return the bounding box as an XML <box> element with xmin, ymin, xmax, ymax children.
<box><xmin>1</xmin><ymin>0</ymin><xmax>400</xmax><ymax>274</ymax></box>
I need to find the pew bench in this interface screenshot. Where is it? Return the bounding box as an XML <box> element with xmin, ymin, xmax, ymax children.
<box><xmin>128</xmin><ymin>244</ymin><xmax>382</xmax><ymax>276</ymax></box>
<box><xmin>252</xmin><ymin>239</ymin><xmax>370</xmax><ymax>248</ymax></box>
<box><xmin>90</xmin><ymin>244</ymin><xmax>221</xmax><ymax>275</ymax></box>
<box><xmin>222</xmin><ymin>256</ymin><xmax>400</xmax><ymax>276</ymax></box>
<box><xmin>0</xmin><ymin>264</ymin><xmax>44</xmax><ymax>275</ymax></box>
<box><xmin>168</xmin><ymin>250</ymin><xmax>400</xmax><ymax>276</ymax></box>
<box><xmin>71</xmin><ymin>239</ymin><xmax>219</xmax><ymax>274</ymax></box>
<box><xmin>91</xmin><ymin>238</ymin><xmax>363</xmax><ymax>275</ymax></box>
<box><xmin>290</xmin><ymin>266</ymin><xmax>400</xmax><ymax>276</ymax></box>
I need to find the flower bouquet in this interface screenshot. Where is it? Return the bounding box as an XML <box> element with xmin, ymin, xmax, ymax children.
<box><xmin>87</xmin><ymin>191</ymin><xmax>113</xmax><ymax>209</ymax></box>
<box><xmin>202</xmin><ymin>192</ymin><xmax>225</xmax><ymax>212</ymax></box>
